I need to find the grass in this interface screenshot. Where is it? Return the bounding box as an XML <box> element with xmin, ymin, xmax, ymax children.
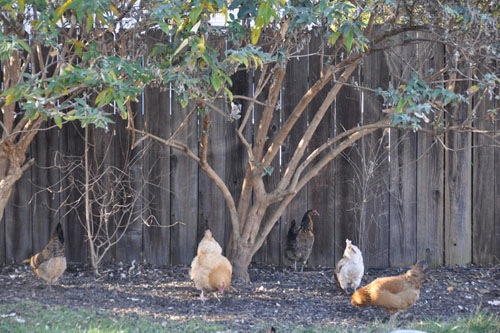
<box><xmin>411</xmin><ymin>311</ymin><xmax>500</xmax><ymax>333</ymax></box>
<box><xmin>0</xmin><ymin>301</ymin><xmax>499</xmax><ymax>333</ymax></box>
<box><xmin>0</xmin><ymin>301</ymin><xmax>223</xmax><ymax>333</ymax></box>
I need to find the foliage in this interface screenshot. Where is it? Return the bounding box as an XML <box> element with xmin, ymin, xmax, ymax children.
<box><xmin>377</xmin><ymin>72</ymin><xmax>468</xmax><ymax>130</ymax></box>
<box><xmin>1</xmin><ymin>1</ymin><xmax>498</xmax><ymax>127</ymax></box>
<box><xmin>0</xmin><ymin>1</ymin><xmax>146</xmax><ymax>128</ymax></box>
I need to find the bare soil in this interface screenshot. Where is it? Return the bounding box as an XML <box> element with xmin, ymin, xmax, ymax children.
<box><xmin>0</xmin><ymin>262</ymin><xmax>499</xmax><ymax>331</ymax></box>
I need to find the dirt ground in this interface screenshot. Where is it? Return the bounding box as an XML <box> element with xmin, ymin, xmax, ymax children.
<box><xmin>0</xmin><ymin>262</ymin><xmax>499</xmax><ymax>331</ymax></box>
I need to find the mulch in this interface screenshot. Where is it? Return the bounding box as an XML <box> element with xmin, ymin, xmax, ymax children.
<box><xmin>0</xmin><ymin>262</ymin><xmax>499</xmax><ymax>331</ymax></box>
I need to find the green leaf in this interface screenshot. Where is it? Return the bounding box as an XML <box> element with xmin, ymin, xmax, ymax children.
<box><xmin>395</xmin><ymin>98</ymin><xmax>406</xmax><ymax>113</ymax></box>
<box><xmin>55</xmin><ymin>0</ymin><xmax>72</xmax><ymax>20</ymax></box>
<box><xmin>191</xmin><ymin>20</ymin><xmax>201</xmax><ymax>34</ymax></box>
<box><xmin>224</xmin><ymin>87</ymin><xmax>233</xmax><ymax>101</ymax></box>
<box><xmin>173</xmin><ymin>38</ymin><xmax>189</xmax><ymax>58</ymax></box>
<box><xmin>86</xmin><ymin>15</ymin><xmax>94</xmax><ymax>32</ymax></box>
<box><xmin>255</xmin><ymin>14</ymin><xmax>264</xmax><ymax>29</ymax></box>
<box><xmin>251</xmin><ymin>27</ymin><xmax>262</xmax><ymax>45</ymax></box>
<box><xmin>17</xmin><ymin>39</ymin><xmax>31</xmax><ymax>53</ymax></box>
<box><xmin>262</xmin><ymin>166</ymin><xmax>274</xmax><ymax>177</ymax></box>
<box><xmin>95</xmin><ymin>89</ymin><xmax>110</xmax><ymax>107</ymax></box>
<box><xmin>210</xmin><ymin>74</ymin><xmax>222</xmax><ymax>91</ymax></box>
<box><xmin>5</xmin><ymin>93</ymin><xmax>16</xmax><ymax>106</ymax></box>
<box><xmin>2</xmin><ymin>87</ymin><xmax>21</xmax><ymax>105</ymax></box>
<box><xmin>328</xmin><ymin>31</ymin><xmax>342</xmax><ymax>46</ymax></box>
<box><xmin>115</xmin><ymin>95</ymin><xmax>126</xmax><ymax>115</ymax></box>
<box><xmin>54</xmin><ymin>115</ymin><xmax>63</xmax><ymax>128</ymax></box>
<box><xmin>190</xmin><ymin>6</ymin><xmax>203</xmax><ymax>24</ymax></box>
<box><xmin>344</xmin><ymin>28</ymin><xmax>354</xmax><ymax>52</ymax></box>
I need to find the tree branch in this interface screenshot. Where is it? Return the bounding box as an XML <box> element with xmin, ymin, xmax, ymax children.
<box><xmin>255</xmin><ymin>120</ymin><xmax>390</xmax><ymax>253</ymax></box>
<box><xmin>278</xmin><ymin>62</ymin><xmax>360</xmax><ymax>192</ymax></box>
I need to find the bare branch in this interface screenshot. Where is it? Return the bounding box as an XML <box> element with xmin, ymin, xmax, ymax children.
<box><xmin>278</xmin><ymin>62</ymin><xmax>360</xmax><ymax>192</ymax></box>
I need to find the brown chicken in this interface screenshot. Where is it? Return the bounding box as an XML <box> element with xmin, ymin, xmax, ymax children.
<box><xmin>285</xmin><ymin>209</ymin><xmax>319</xmax><ymax>272</ymax></box>
<box><xmin>351</xmin><ymin>261</ymin><xmax>429</xmax><ymax>319</ymax></box>
<box><xmin>334</xmin><ymin>239</ymin><xmax>364</xmax><ymax>294</ymax></box>
<box><xmin>190</xmin><ymin>229</ymin><xmax>232</xmax><ymax>301</ymax></box>
<box><xmin>28</xmin><ymin>222</ymin><xmax>67</xmax><ymax>286</ymax></box>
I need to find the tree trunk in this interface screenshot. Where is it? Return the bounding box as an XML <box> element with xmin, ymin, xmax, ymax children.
<box><xmin>0</xmin><ymin>155</ymin><xmax>35</xmax><ymax>223</ymax></box>
<box><xmin>0</xmin><ymin>47</ymin><xmax>42</xmax><ymax>223</ymax></box>
<box><xmin>0</xmin><ymin>170</ymin><xmax>22</xmax><ymax>221</ymax></box>
<box><xmin>227</xmin><ymin>236</ymin><xmax>255</xmax><ymax>283</ymax></box>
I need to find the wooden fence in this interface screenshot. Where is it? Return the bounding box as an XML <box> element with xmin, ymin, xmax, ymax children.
<box><xmin>1</xmin><ymin>34</ymin><xmax>499</xmax><ymax>269</ymax></box>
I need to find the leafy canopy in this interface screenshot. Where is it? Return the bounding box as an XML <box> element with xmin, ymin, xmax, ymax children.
<box><xmin>0</xmin><ymin>0</ymin><xmax>498</xmax><ymax>129</ymax></box>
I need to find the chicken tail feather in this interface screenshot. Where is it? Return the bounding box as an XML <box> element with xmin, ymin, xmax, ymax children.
<box><xmin>55</xmin><ymin>223</ymin><xmax>64</xmax><ymax>245</ymax></box>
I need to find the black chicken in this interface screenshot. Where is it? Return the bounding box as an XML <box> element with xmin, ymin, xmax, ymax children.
<box><xmin>285</xmin><ymin>209</ymin><xmax>319</xmax><ymax>271</ymax></box>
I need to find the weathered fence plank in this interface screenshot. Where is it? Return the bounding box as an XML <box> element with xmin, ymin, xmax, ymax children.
<box><xmin>472</xmin><ymin>96</ymin><xmax>497</xmax><ymax>265</ymax></box>
<box><xmin>251</xmin><ymin>64</ymin><xmax>276</xmax><ymax>264</ymax></box>
<box><xmin>225</xmin><ymin>67</ymin><xmax>252</xmax><ymax>248</ymax></box>
<box><xmin>169</xmin><ymin>100</ymin><xmax>199</xmax><ymax>265</ymax></box>
<box><xmin>417</xmin><ymin>40</ymin><xmax>445</xmax><ymax>266</ymax></box>
<box><xmin>361</xmin><ymin>49</ymin><xmax>392</xmax><ymax>268</ymax></box>
<box><xmin>334</xmin><ymin>77</ymin><xmax>362</xmax><ymax>264</ymax></box>
<box><xmin>31</xmin><ymin>124</ymin><xmax>61</xmax><ymax>258</ymax></box>
<box><xmin>279</xmin><ymin>43</ymin><xmax>311</xmax><ymax>267</ymax></box>
<box><xmin>89</xmin><ymin>119</ymin><xmax>114</xmax><ymax>264</ymax></box>
<box><xmin>198</xmin><ymin>101</ymin><xmax>228</xmax><ymax>253</ymax></box>
<box><xmin>389</xmin><ymin>130</ymin><xmax>417</xmax><ymax>266</ymax></box>
<box><xmin>59</xmin><ymin>123</ymin><xmax>87</xmax><ymax>263</ymax></box>
<box><xmin>417</xmin><ymin>132</ymin><xmax>445</xmax><ymax>266</ymax></box>
<box><xmin>386</xmin><ymin>38</ymin><xmax>418</xmax><ymax>267</ymax></box>
<box><xmin>113</xmin><ymin>115</ymin><xmax>144</xmax><ymax>263</ymax></box>
<box><xmin>142</xmin><ymin>86</ymin><xmax>172</xmax><ymax>265</ymax></box>
<box><xmin>197</xmin><ymin>36</ymin><xmax>231</xmax><ymax>253</ymax></box>
<box><xmin>496</xmin><ymin>140</ymin><xmax>500</xmax><ymax>264</ymax></box>
<box><xmin>260</xmin><ymin>111</ymin><xmax>282</xmax><ymax>264</ymax></box>
<box><xmin>307</xmin><ymin>34</ymin><xmax>337</xmax><ymax>267</ymax></box>
<box><xmin>4</xmin><ymin>169</ymin><xmax>32</xmax><ymax>263</ymax></box>
<box><xmin>445</xmin><ymin>96</ymin><xmax>472</xmax><ymax>265</ymax></box>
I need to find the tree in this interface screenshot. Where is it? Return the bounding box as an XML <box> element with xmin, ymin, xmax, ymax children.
<box><xmin>133</xmin><ymin>0</ymin><xmax>498</xmax><ymax>281</ymax></box>
<box><xmin>0</xmin><ymin>1</ymin><xmax>152</xmax><ymax>223</ymax></box>
<box><xmin>1</xmin><ymin>1</ymin><xmax>498</xmax><ymax>282</ymax></box>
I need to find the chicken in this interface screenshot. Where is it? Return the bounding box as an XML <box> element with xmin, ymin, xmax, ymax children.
<box><xmin>351</xmin><ymin>261</ymin><xmax>429</xmax><ymax>320</ymax></box>
<box><xmin>334</xmin><ymin>239</ymin><xmax>364</xmax><ymax>293</ymax></box>
<box><xmin>285</xmin><ymin>209</ymin><xmax>319</xmax><ymax>272</ymax></box>
<box><xmin>190</xmin><ymin>229</ymin><xmax>232</xmax><ymax>301</ymax></box>
<box><xmin>28</xmin><ymin>222</ymin><xmax>67</xmax><ymax>286</ymax></box>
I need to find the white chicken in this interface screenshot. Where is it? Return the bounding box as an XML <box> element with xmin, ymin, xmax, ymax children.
<box><xmin>334</xmin><ymin>239</ymin><xmax>364</xmax><ymax>294</ymax></box>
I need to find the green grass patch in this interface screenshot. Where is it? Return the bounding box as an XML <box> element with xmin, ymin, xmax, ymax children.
<box><xmin>411</xmin><ymin>311</ymin><xmax>500</xmax><ymax>333</ymax></box>
<box><xmin>340</xmin><ymin>311</ymin><xmax>500</xmax><ymax>333</ymax></box>
<box><xmin>0</xmin><ymin>301</ymin><xmax>224</xmax><ymax>333</ymax></box>
<box><xmin>1</xmin><ymin>301</ymin><xmax>498</xmax><ymax>332</ymax></box>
